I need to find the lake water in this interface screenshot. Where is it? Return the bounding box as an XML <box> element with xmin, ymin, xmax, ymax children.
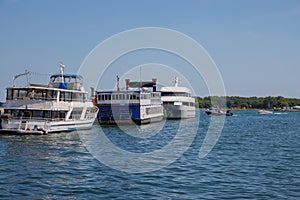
<box><xmin>0</xmin><ymin>110</ymin><xmax>299</xmax><ymax>199</ymax></box>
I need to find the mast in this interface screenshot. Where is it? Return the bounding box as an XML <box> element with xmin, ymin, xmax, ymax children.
<box><xmin>175</xmin><ymin>76</ymin><xmax>179</xmax><ymax>87</ymax></box>
<box><xmin>117</xmin><ymin>75</ymin><xmax>120</xmax><ymax>91</ymax></box>
<box><xmin>59</xmin><ymin>63</ymin><xmax>65</xmax><ymax>83</ymax></box>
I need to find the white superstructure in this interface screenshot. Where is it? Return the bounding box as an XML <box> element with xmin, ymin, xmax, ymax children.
<box><xmin>160</xmin><ymin>77</ymin><xmax>196</xmax><ymax>119</ymax></box>
<box><xmin>0</xmin><ymin>64</ymin><xmax>98</xmax><ymax>135</ymax></box>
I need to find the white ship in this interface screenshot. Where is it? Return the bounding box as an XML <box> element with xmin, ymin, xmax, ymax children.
<box><xmin>160</xmin><ymin>77</ymin><xmax>196</xmax><ymax>119</ymax></box>
<box><xmin>95</xmin><ymin>78</ymin><xmax>164</xmax><ymax>125</ymax></box>
<box><xmin>0</xmin><ymin>64</ymin><xmax>98</xmax><ymax>135</ymax></box>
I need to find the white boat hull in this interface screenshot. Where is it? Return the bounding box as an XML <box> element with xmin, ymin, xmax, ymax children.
<box><xmin>0</xmin><ymin>119</ymin><xmax>94</xmax><ymax>135</ymax></box>
<box><xmin>163</xmin><ymin>105</ymin><xmax>196</xmax><ymax>119</ymax></box>
<box><xmin>0</xmin><ymin>117</ymin><xmax>96</xmax><ymax>135</ymax></box>
<box><xmin>258</xmin><ymin>110</ymin><xmax>273</xmax><ymax>114</ymax></box>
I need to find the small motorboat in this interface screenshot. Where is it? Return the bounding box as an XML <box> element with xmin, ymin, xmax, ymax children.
<box><xmin>205</xmin><ymin>107</ymin><xmax>233</xmax><ymax>116</ymax></box>
<box><xmin>258</xmin><ymin>110</ymin><xmax>273</xmax><ymax>114</ymax></box>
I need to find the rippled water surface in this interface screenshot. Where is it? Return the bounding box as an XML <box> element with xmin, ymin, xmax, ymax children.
<box><xmin>1</xmin><ymin>110</ymin><xmax>300</xmax><ymax>199</ymax></box>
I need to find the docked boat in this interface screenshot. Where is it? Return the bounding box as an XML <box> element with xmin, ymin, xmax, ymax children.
<box><xmin>160</xmin><ymin>77</ymin><xmax>196</xmax><ymax>119</ymax></box>
<box><xmin>258</xmin><ymin>110</ymin><xmax>273</xmax><ymax>114</ymax></box>
<box><xmin>0</xmin><ymin>64</ymin><xmax>98</xmax><ymax>135</ymax></box>
<box><xmin>205</xmin><ymin>107</ymin><xmax>233</xmax><ymax>116</ymax></box>
<box><xmin>94</xmin><ymin>78</ymin><xmax>164</xmax><ymax>125</ymax></box>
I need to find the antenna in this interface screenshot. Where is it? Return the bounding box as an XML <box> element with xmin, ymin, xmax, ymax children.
<box><xmin>59</xmin><ymin>62</ymin><xmax>65</xmax><ymax>83</ymax></box>
<box><xmin>117</xmin><ymin>75</ymin><xmax>120</xmax><ymax>91</ymax></box>
<box><xmin>175</xmin><ymin>76</ymin><xmax>179</xmax><ymax>87</ymax></box>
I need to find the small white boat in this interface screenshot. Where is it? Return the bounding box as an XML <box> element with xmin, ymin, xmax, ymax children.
<box><xmin>258</xmin><ymin>110</ymin><xmax>273</xmax><ymax>114</ymax></box>
<box><xmin>160</xmin><ymin>77</ymin><xmax>196</xmax><ymax>119</ymax></box>
<box><xmin>205</xmin><ymin>107</ymin><xmax>233</xmax><ymax>116</ymax></box>
<box><xmin>0</xmin><ymin>64</ymin><xmax>98</xmax><ymax>135</ymax></box>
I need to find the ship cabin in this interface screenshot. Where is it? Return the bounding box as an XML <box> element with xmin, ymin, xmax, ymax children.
<box><xmin>95</xmin><ymin>78</ymin><xmax>161</xmax><ymax>105</ymax></box>
<box><xmin>6</xmin><ymin>74</ymin><xmax>86</xmax><ymax>102</ymax></box>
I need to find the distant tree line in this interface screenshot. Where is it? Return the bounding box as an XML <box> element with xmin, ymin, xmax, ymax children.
<box><xmin>195</xmin><ymin>96</ymin><xmax>300</xmax><ymax>109</ymax></box>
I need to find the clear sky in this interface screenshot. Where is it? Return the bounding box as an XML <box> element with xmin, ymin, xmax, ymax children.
<box><xmin>0</xmin><ymin>0</ymin><xmax>300</xmax><ymax>101</ymax></box>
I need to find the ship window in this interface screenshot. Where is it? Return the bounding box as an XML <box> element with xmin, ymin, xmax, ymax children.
<box><xmin>59</xmin><ymin>111</ymin><xmax>65</xmax><ymax>119</ymax></box>
<box><xmin>34</xmin><ymin>90</ymin><xmax>44</xmax><ymax>100</ymax></box>
<box><xmin>60</xmin><ymin>92</ymin><xmax>65</xmax><ymax>101</ymax></box>
<box><xmin>18</xmin><ymin>90</ymin><xmax>27</xmax><ymax>98</ymax></box>
<box><xmin>104</xmin><ymin>94</ymin><xmax>111</xmax><ymax>101</ymax></box>
<box><xmin>52</xmin><ymin>111</ymin><xmax>59</xmax><ymax>119</ymax></box>
<box><xmin>65</xmin><ymin>92</ymin><xmax>72</xmax><ymax>101</ymax></box>
<box><xmin>4</xmin><ymin>109</ymin><xmax>11</xmax><ymax>114</ymax></box>
<box><xmin>70</xmin><ymin>109</ymin><xmax>82</xmax><ymax>120</ymax></box>
<box><xmin>23</xmin><ymin>110</ymin><xmax>31</xmax><ymax>118</ymax></box>
<box><xmin>11</xmin><ymin>109</ymin><xmax>18</xmax><ymax>117</ymax></box>
<box><xmin>79</xmin><ymin>93</ymin><xmax>83</xmax><ymax>101</ymax></box>
<box><xmin>6</xmin><ymin>89</ymin><xmax>13</xmax><ymax>100</ymax></box>
<box><xmin>44</xmin><ymin>111</ymin><xmax>51</xmax><ymax>118</ymax></box>
<box><xmin>46</xmin><ymin>90</ymin><xmax>53</xmax><ymax>100</ymax></box>
<box><xmin>73</xmin><ymin>93</ymin><xmax>83</xmax><ymax>102</ymax></box>
<box><xmin>13</xmin><ymin>90</ymin><xmax>19</xmax><ymax>99</ymax></box>
<box><xmin>130</xmin><ymin>94</ymin><xmax>137</xmax><ymax>100</ymax></box>
<box><xmin>32</xmin><ymin>110</ymin><xmax>43</xmax><ymax>118</ymax></box>
<box><xmin>53</xmin><ymin>91</ymin><xmax>59</xmax><ymax>100</ymax></box>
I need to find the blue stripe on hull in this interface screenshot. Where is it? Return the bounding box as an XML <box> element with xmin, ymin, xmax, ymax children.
<box><xmin>97</xmin><ymin>105</ymin><xmax>141</xmax><ymax>124</ymax></box>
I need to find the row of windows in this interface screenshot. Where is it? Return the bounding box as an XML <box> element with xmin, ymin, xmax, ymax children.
<box><xmin>161</xmin><ymin>92</ymin><xmax>190</xmax><ymax>97</ymax></box>
<box><xmin>146</xmin><ymin>107</ymin><xmax>162</xmax><ymax>115</ymax></box>
<box><xmin>97</xmin><ymin>93</ymin><xmax>152</xmax><ymax>101</ymax></box>
<box><xmin>5</xmin><ymin>109</ymin><xmax>67</xmax><ymax>119</ymax></box>
<box><xmin>151</xmin><ymin>92</ymin><xmax>161</xmax><ymax>98</ymax></box>
<box><xmin>163</xmin><ymin>102</ymin><xmax>195</xmax><ymax>107</ymax></box>
<box><xmin>6</xmin><ymin>89</ymin><xmax>85</xmax><ymax>102</ymax></box>
<box><xmin>4</xmin><ymin>109</ymin><xmax>84</xmax><ymax>120</ymax></box>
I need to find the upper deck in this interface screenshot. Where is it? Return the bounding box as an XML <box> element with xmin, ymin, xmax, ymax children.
<box><xmin>6</xmin><ymin>65</ymin><xmax>87</xmax><ymax>102</ymax></box>
<box><xmin>160</xmin><ymin>86</ymin><xmax>191</xmax><ymax>97</ymax></box>
<box><xmin>49</xmin><ymin>74</ymin><xmax>84</xmax><ymax>91</ymax></box>
<box><xmin>6</xmin><ymin>85</ymin><xmax>87</xmax><ymax>103</ymax></box>
<box><xmin>95</xmin><ymin>78</ymin><xmax>161</xmax><ymax>105</ymax></box>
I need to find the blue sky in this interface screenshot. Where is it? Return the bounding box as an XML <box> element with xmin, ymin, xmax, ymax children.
<box><xmin>0</xmin><ymin>0</ymin><xmax>300</xmax><ymax>101</ymax></box>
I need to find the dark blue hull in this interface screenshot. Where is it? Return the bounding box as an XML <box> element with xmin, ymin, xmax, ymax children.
<box><xmin>97</xmin><ymin>104</ymin><xmax>141</xmax><ymax>125</ymax></box>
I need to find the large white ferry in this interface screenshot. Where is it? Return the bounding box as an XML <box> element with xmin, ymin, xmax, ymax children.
<box><xmin>95</xmin><ymin>78</ymin><xmax>164</xmax><ymax>125</ymax></box>
<box><xmin>160</xmin><ymin>77</ymin><xmax>196</xmax><ymax>119</ymax></box>
<box><xmin>0</xmin><ymin>64</ymin><xmax>98</xmax><ymax>135</ymax></box>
